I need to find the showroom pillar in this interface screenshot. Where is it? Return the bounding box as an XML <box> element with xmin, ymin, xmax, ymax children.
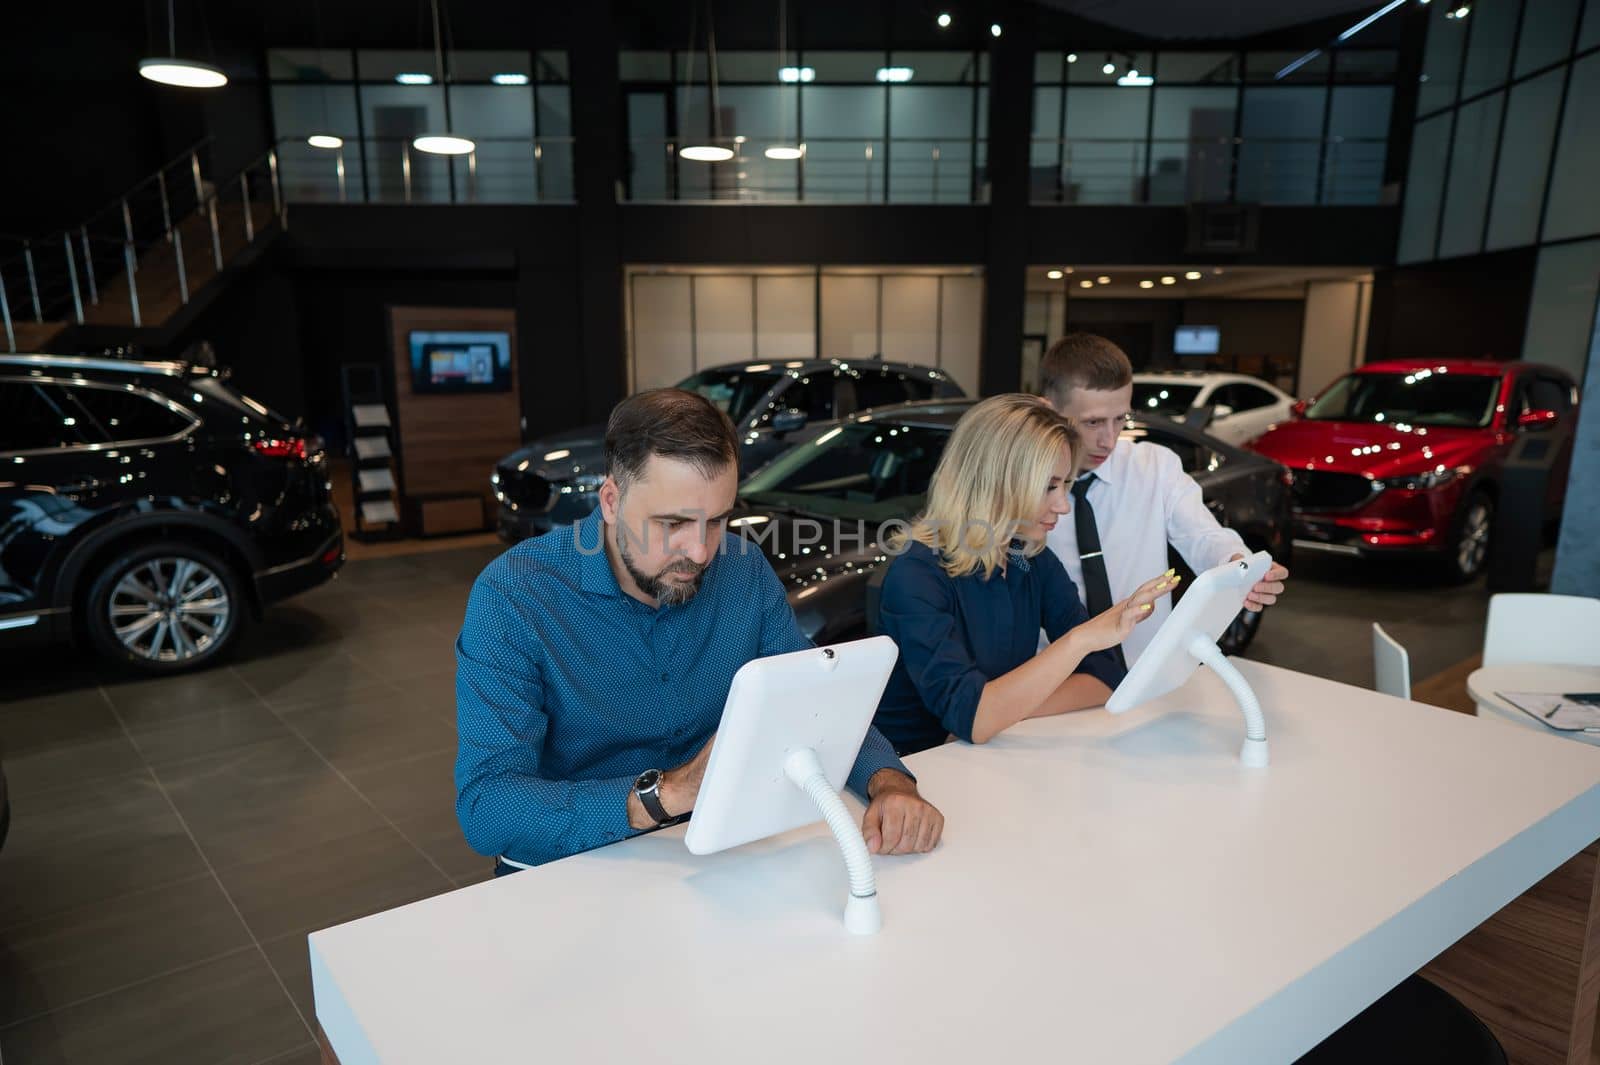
<box><xmin>570</xmin><ymin>0</ymin><xmax>627</xmax><ymax>422</ymax></box>
<box><xmin>1551</xmin><ymin>305</ymin><xmax>1600</xmax><ymax>597</ymax></box>
<box><xmin>978</xmin><ymin>1</ymin><xmax>1034</xmax><ymax>397</ymax></box>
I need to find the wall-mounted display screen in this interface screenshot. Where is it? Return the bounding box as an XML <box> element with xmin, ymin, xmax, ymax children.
<box><xmin>408</xmin><ymin>331</ymin><xmax>513</xmax><ymax>393</ymax></box>
<box><xmin>1175</xmin><ymin>325</ymin><xmax>1221</xmax><ymax>355</ymax></box>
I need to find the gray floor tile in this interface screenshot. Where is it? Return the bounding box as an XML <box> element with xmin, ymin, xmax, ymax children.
<box><xmin>156</xmin><ymin>738</ymin><xmax>384</xmax><ymax>872</ymax></box>
<box><xmin>231</xmin><ymin>650</ymin><xmax>387</xmax><ymax>711</ymax></box>
<box><xmin>0</xmin><ymin>692</ymin><xmax>145</xmax><ymax>799</ymax></box>
<box><xmin>0</xmin><ymin>874</ymin><xmax>251</xmax><ymax>1026</ymax></box>
<box><xmin>0</xmin><ymin>948</ymin><xmax>308</xmax><ymax>1065</ymax></box>
<box><xmin>342</xmin><ymin>627</ymin><xmax>457</xmax><ymax>683</ymax></box>
<box><xmin>100</xmin><ymin>668</ymin><xmax>262</xmax><ymax>727</ymax></box>
<box><xmin>251</xmin><ymin>1043</ymin><xmax>321</xmax><ymax>1065</ymax></box>
<box><xmin>0</xmin><ymin>772</ymin><xmax>207</xmax><ymax>930</ymax></box>
<box><xmin>279</xmin><ymin>690</ymin><xmax>456</xmax><ymax>776</ymax></box>
<box><xmin>344</xmin><ymin>748</ymin><xmax>458</xmax><ymax>824</ymax></box>
<box><xmin>214</xmin><ymin>824</ymin><xmax>451</xmax><ymax>943</ymax></box>
<box><xmin>125</xmin><ymin>702</ymin><xmax>297</xmax><ymax>769</ymax></box>
<box><xmin>257</xmin><ymin>935</ymin><xmax>315</xmax><ymax>1025</ymax></box>
<box><xmin>391</xmin><ymin>671</ymin><xmax>459</xmax><ymax>719</ymax></box>
<box><xmin>393</xmin><ymin>806</ymin><xmax>493</xmax><ymax>884</ymax></box>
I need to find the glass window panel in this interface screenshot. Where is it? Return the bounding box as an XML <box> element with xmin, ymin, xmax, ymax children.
<box><xmin>357</xmin><ymin>50</ymin><xmax>439</xmax><ymax>83</ymax></box>
<box><xmin>1156</xmin><ymin>52</ymin><xmax>1239</xmax><ymax>83</ymax></box>
<box><xmin>1418</xmin><ymin>4</ymin><xmax>1469</xmax><ymax>114</ymax></box>
<box><xmin>1459</xmin><ymin>0</ymin><xmax>1519</xmax><ymax>99</ymax></box>
<box><xmin>275</xmin><ymin>138</ymin><xmax>367</xmax><ymax>203</ymax></box>
<box><xmin>626</xmin><ymin>93</ymin><xmax>670</xmax><ymax>199</ymax></box>
<box><xmin>1398</xmin><ymin>113</ymin><xmax>1452</xmax><ymax>262</ymax></box>
<box><xmin>267</xmin><ymin>49</ymin><xmax>352</xmax><ymax>81</ymax></box>
<box><xmin>805</xmin><ymin>52</ymin><xmax>884</xmax><ymax>82</ymax></box>
<box><xmin>1035</xmin><ymin>52</ymin><xmax>1064</xmax><ymax>83</ymax></box>
<box><xmin>712</xmin><ymin>51</ymin><xmax>782</xmax><ymax>82</ymax></box>
<box><xmin>1063</xmin><ymin>87</ymin><xmax>1149</xmax><ymax>203</ymax></box>
<box><xmin>360</xmin><ymin>85</ymin><xmax>452</xmax><ymax>202</ymax></box>
<box><xmin>889</xmin><ymin>85</ymin><xmax>972</xmax><ymax>137</ymax></box>
<box><xmin>1486</xmin><ymin>69</ymin><xmax>1563</xmax><ymax>249</ymax></box>
<box><xmin>1332</xmin><ymin>50</ymin><xmax>1398</xmax><ymax>83</ymax></box>
<box><xmin>536</xmin><ymin>84</ymin><xmax>571</xmax><ymax>138</ymax></box>
<box><xmin>1150</xmin><ymin>88</ymin><xmax>1237</xmax><ymax>203</ymax></box>
<box><xmin>1245</xmin><ymin>51</ymin><xmax>1329</xmax><ymax>82</ymax></box>
<box><xmin>1237</xmin><ymin>87</ymin><xmax>1328</xmax><ymax>204</ymax></box>
<box><xmin>802</xmin><ymin>85</ymin><xmax>886</xmax><ymax>137</ymax></box>
<box><xmin>718</xmin><ymin>86</ymin><xmax>794</xmax><ymax>138</ymax></box>
<box><xmin>890</xmin><ymin>87</ymin><xmax>974</xmax><ymax>202</ymax></box>
<box><xmin>1516</xmin><ymin>0</ymin><xmax>1581</xmax><ymax>77</ymax></box>
<box><xmin>535</xmin><ymin>52</ymin><xmax>569</xmax><ymax>82</ymax></box>
<box><xmin>452</xmin><ymin>144</ymin><xmax>537</xmax><ymax>204</ymax></box>
<box><xmin>1544</xmin><ymin>53</ymin><xmax>1600</xmax><ymax>241</ymax></box>
<box><xmin>1071</xmin><ymin>51</ymin><xmax>1152</xmax><ymax>83</ymax></box>
<box><xmin>890</xmin><ymin>52</ymin><xmax>982</xmax><ymax>83</ymax></box>
<box><xmin>1438</xmin><ymin>91</ymin><xmax>1504</xmax><ymax>257</ymax></box>
<box><xmin>1582</xmin><ymin>0</ymin><xmax>1600</xmax><ymax>51</ymax></box>
<box><xmin>270</xmin><ymin>84</ymin><xmax>360</xmax><ymax>136</ymax></box>
<box><xmin>620</xmin><ymin>51</ymin><xmax>671</xmax><ymax>81</ymax></box>
<box><xmin>1323</xmin><ymin>86</ymin><xmax>1392</xmax><ymax>204</ymax></box>
<box><xmin>447</xmin><ymin>51</ymin><xmax>529</xmax><ymax>81</ymax></box>
<box><xmin>1032</xmin><ymin>86</ymin><xmax>1063</xmax><ymax>188</ymax></box>
<box><xmin>448</xmin><ymin>86</ymin><xmax>533</xmax><ymax>137</ymax></box>
<box><xmin>978</xmin><ymin>53</ymin><xmax>990</xmax><ymax>81</ymax></box>
<box><xmin>1522</xmin><ymin>239</ymin><xmax>1600</xmax><ymax>381</ymax></box>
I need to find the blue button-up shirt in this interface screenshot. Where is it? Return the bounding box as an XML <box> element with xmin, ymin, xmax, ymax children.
<box><xmin>874</xmin><ymin>541</ymin><xmax>1127</xmax><ymax>755</ymax></box>
<box><xmin>455</xmin><ymin>508</ymin><xmax>910</xmax><ymax>867</ymax></box>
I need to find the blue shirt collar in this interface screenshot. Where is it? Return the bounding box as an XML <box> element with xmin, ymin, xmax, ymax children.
<box><xmin>575</xmin><ymin>509</ymin><xmax>625</xmax><ymax>599</ymax></box>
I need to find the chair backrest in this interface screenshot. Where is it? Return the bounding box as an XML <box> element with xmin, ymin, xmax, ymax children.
<box><xmin>1372</xmin><ymin>622</ymin><xmax>1412</xmax><ymax>700</ymax></box>
<box><xmin>1482</xmin><ymin>594</ymin><xmax>1600</xmax><ymax>667</ymax></box>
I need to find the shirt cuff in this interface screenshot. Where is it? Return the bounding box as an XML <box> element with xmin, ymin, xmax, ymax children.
<box><xmin>846</xmin><ymin>727</ymin><xmax>915</xmax><ymax>799</ymax></box>
<box><xmin>1078</xmin><ymin>647</ymin><xmax>1127</xmax><ymax>694</ymax></box>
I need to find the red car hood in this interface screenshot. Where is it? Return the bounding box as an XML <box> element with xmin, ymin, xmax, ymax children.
<box><xmin>1249</xmin><ymin>419</ymin><xmax>1492</xmax><ymax>477</ymax></box>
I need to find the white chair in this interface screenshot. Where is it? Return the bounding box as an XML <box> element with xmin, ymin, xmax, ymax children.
<box><xmin>1372</xmin><ymin>623</ymin><xmax>1411</xmax><ymax>700</ymax></box>
<box><xmin>1482</xmin><ymin>594</ymin><xmax>1600</xmax><ymax>668</ymax></box>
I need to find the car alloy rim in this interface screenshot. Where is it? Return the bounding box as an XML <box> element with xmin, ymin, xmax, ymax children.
<box><xmin>109</xmin><ymin>557</ymin><xmax>231</xmax><ymax>662</ymax></box>
<box><xmin>1459</xmin><ymin>502</ymin><xmax>1491</xmax><ymax>574</ymax></box>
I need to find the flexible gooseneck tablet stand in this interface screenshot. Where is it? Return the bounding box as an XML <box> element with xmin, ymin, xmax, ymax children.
<box><xmin>1185</xmin><ymin>632</ymin><xmax>1269</xmax><ymax>767</ymax></box>
<box><xmin>784</xmin><ymin>747</ymin><xmax>882</xmax><ymax>934</ymax></box>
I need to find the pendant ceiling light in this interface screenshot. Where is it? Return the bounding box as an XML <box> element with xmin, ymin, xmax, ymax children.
<box><xmin>412</xmin><ymin>0</ymin><xmax>476</xmax><ymax>157</ymax></box>
<box><xmin>682</xmin><ymin>0</ymin><xmax>732</xmax><ymax>162</ymax></box>
<box><xmin>306</xmin><ymin>0</ymin><xmax>343</xmax><ymax>149</ymax></box>
<box><xmin>764</xmin><ymin>0</ymin><xmax>804</xmax><ymax>162</ymax></box>
<box><xmin>139</xmin><ymin>0</ymin><xmax>227</xmax><ymax>88</ymax></box>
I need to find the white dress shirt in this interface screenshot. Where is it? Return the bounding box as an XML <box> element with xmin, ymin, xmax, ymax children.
<box><xmin>1045</xmin><ymin>438</ymin><xmax>1246</xmax><ymax>666</ymax></box>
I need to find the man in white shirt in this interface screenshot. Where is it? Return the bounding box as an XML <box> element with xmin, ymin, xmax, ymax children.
<box><xmin>1039</xmin><ymin>333</ymin><xmax>1289</xmax><ymax>666</ymax></box>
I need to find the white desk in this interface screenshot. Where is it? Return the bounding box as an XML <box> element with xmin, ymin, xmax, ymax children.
<box><xmin>1469</xmin><ymin>664</ymin><xmax>1600</xmax><ymax>745</ymax></box>
<box><xmin>311</xmin><ymin>661</ymin><xmax>1600</xmax><ymax>1065</ymax></box>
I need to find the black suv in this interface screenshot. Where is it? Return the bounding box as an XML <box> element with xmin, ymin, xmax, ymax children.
<box><xmin>1</xmin><ymin>353</ymin><xmax>344</xmax><ymax>673</ymax></box>
<box><xmin>493</xmin><ymin>358</ymin><xmax>964</xmax><ymax>541</ymax></box>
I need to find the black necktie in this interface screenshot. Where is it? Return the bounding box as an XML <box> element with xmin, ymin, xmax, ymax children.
<box><xmin>1072</xmin><ymin>474</ymin><xmax>1127</xmax><ymax>671</ymax></box>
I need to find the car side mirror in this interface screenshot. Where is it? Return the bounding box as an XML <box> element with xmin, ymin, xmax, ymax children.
<box><xmin>1290</xmin><ymin>399</ymin><xmax>1309</xmax><ymax>419</ymax></box>
<box><xmin>1517</xmin><ymin>408</ymin><xmax>1558</xmax><ymax>431</ymax></box>
<box><xmin>771</xmin><ymin>409</ymin><xmax>807</xmax><ymax>435</ymax></box>
<box><xmin>1210</xmin><ymin>404</ymin><xmax>1235</xmax><ymax>420</ymax></box>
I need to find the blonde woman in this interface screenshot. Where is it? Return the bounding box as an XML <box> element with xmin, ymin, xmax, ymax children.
<box><xmin>873</xmin><ymin>395</ymin><xmax>1176</xmax><ymax>755</ymax></box>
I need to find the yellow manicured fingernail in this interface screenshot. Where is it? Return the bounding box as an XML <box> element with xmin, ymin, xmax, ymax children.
<box><xmin>1142</xmin><ymin>603</ymin><xmax>1153</xmax><ymax>612</ymax></box>
<box><xmin>1170</xmin><ymin>574</ymin><xmax>1182</xmax><ymax>583</ymax></box>
<box><xmin>1164</xmin><ymin>568</ymin><xmax>1176</xmax><ymax>577</ymax></box>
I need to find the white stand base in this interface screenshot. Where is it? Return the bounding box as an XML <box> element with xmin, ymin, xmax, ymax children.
<box><xmin>784</xmin><ymin>748</ymin><xmax>882</xmax><ymax>935</ymax></box>
<box><xmin>1184</xmin><ymin>632</ymin><xmax>1270</xmax><ymax>768</ymax></box>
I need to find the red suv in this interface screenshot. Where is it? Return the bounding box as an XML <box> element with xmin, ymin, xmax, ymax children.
<box><xmin>1247</xmin><ymin>359</ymin><xmax>1578</xmax><ymax>581</ymax></box>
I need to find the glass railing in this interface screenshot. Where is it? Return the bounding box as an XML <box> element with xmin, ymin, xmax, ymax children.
<box><xmin>1029</xmin><ymin>136</ymin><xmax>1389</xmax><ymax>206</ymax></box>
<box><xmin>274</xmin><ymin>136</ymin><xmax>576</xmax><ymax>205</ymax></box>
<box><xmin>624</xmin><ymin>138</ymin><xmax>988</xmax><ymax>204</ymax></box>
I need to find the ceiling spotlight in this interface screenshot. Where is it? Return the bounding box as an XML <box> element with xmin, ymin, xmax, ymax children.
<box><xmin>1213</xmin><ymin>267</ymin><xmax>1224</xmax><ymax>275</ymax></box>
<box><xmin>1184</xmin><ymin>270</ymin><xmax>1202</xmax><ymax>280</ymax></box>
<box><xmin>307</xmin><ymin>134</ymin><xmax>344</xmax><ymax>149</ymax></box>
<box><xmin>764</xmin><ymin>145</ymin><xmax>805</xmax><ymax>160</ymax></box>
<box><xmin>990</xmin><ymin>22</ymin><xmax>1002</xmax><ymax>37</ymax></box>
<box><xmin>1445</xmin><ymin>3</ymin><xmax>1470</xmax><ymax>17</ymax></box>
<box><xmin>778</xmin><ymin>66</ymin><xmax>816</xmax><ymax>82</ymax></box>
<box><xmin>138</xmin><ymin>58</ymin><xmax>228</xmax><ymax>88</ymax></box>
<box><xmin>1046</xmin><ymin>269</ymin><xmax>1064</xmax><ymax>280</ymax></box>
<box><xmin>491</xmin><ymin>73</ymin><xmax>530</xmax><ymax>85</ymax></box>
<box><xmin>1103</xmin><ymin>55</ymin><xmax>1116</xmax><ymax>75</ymax></box>
<box><xmin>1160</xmin><ymin>276</ymin><xmax>1176</xmax><ymax>285</ymax></box>
<box><xmin>1079</xmin><ymin>279</ymin><xmax>1094</xmax><ymax>289</ymax></box>
<box><xmin>1139</xmin><ymin>280</ymin><xmax>1155</xmax><ymax>289</ymax></box>
<box><xmin>937</xmin><ymin>11</ymin><xmax>952</xmax><ymax>27</ymax></box>
<box><xmin>680</xmin><ymin>144</ymin><xmax>736</xmax><ymax>162</ymax></box>
<box><xmin>1096</xmin><ymin>275</ymin><xmax>1110</xmax><ymax>284</ymax></box>
<box><xmin>413</xmin><ymin>134</ymin><xmax>476</xmax><ymax>155</ymax></box>
<box><xmin>1067</xmin><ymin>52</ymin><xmax>1078</xmax><ymax>63</ymax></box>
<box><xmin>394</xmin><ymin>72</ymin><xmax>434</xmax><ymax>85</ymax></box>
<box><xmin>1064</xmin><ymin>267</ymin><xmax>1075</xmax><ymax>274</ymax></box>
<box><xmin>875</xmin><ymin>67</ymin><xmax>915</xmax><ymax>83</ymax></box>
<box><xmin>1117</xmin><ymin>72</ymin><xmax>1155</xmax><ymax>86</ymax></box>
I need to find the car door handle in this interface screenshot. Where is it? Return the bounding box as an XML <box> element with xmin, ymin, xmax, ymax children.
<box><xmin>53</xmin><ymin>478</ymin><xmax>104</xmax><ymax>494</ymax></box>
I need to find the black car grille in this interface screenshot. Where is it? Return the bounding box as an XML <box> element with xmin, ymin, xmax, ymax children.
<box><xmin>501</xmin><ymin>471</ymin><xmax>552</xmax><ymax>510</ymax></box>
<box><xmin>1290</xmin><ymin>470</ymin><xmax>1376</xmax><ymax>511</ymax></box>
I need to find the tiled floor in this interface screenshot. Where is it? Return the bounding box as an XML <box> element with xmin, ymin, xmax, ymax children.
<box><xmin>0</xmin><ymin>540</ymin><xmax>1545</xmax><ymax>1064</ymax></box>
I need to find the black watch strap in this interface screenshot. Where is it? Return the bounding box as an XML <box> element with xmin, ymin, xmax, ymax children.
<box><xmin>635</xmin><ymin>770</ymin><xmax>674</xmax><ymax>826</ymax></box>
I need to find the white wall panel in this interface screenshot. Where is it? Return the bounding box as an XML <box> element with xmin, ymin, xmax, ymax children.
<box><xmin>693</xmin><ymin>276</ymin><xmax>755</xmax><ymax>365</ymax></box>
<box><xmin>755</xmin><ymin>275</ymin><xmax>816</xmax><ymax>358</ymax></box>
<box><xmin>820</xmin><ymin>275</ymin><xmax>881</xmax><ymax>357</ymax></box>
<box><xmin>939</xmin><ymin>275</ymin><xmax>984</xmax><ymax>395</ymax></box>
<box><xmin>880</xmin><ymin>276</ymin><xmax>940</xmax><ymax>361</ymax></box>
<box><xmin>630</xmin><ymin>275</ymin><xmax>693</xmax><ymax>392</ymax></box>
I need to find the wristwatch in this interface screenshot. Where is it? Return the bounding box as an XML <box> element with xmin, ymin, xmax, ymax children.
<box><xmin>632</xmin><ymin>768</ymin><xmax>676</xmax><ymax>827</ymax></box>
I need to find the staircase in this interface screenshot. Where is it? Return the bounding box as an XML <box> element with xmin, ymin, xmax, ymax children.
<box><xmin>0</xmin><ymin>141</ymin><xmax>285</xmax><ymax>354</ymax></box>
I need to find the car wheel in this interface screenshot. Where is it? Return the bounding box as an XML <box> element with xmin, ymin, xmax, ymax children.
<box><xmin>85</xmin><ymin>542</ymin><xmax>247</xmax><ymax>674</ymax></box>
<box><xmin>1446</xmin><ymin>490</ymin><xmax>1494</xmax><ymax>583</ymax></box>
<box><xmin>1217</xmin><ymin>606</ymin><xmax>1262</xmax><ymax>656</ymax></box>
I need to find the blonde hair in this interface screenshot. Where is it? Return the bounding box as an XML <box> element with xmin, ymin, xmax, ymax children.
<box><xmin>892</xmin><ymin>394</ymin><xmax>1081</xmax><ymax>579</ymax></box>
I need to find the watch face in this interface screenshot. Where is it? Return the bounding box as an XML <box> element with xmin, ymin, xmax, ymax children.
<box><xmin>635</xmin><ymin>769</ymin><xmax>661</xmax><ymax>792</ymax></box>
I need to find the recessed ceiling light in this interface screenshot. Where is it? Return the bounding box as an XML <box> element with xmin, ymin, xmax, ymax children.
<box><xmin>1064</xmin><ymin>266</ymin><xmax>1075</xmax><ymax>274</ymax></box>
<box><xmin>491</xmin><ymin>73</ymin><xmax>530</xmax><ymax>85</ymax></box>
<box><xmin>394</xmin><ymin>72</ymin><xmax>434</xmax><ymax>85</ymax></box>
<box><xmin>990</xmin><ymin>23</ymin><xmax>1002</xmax><ymax>37</ymax></box>
<box><xmin>1067</xmin><ymin>53</ymin><xmax>1078</xmax><ymax>63</ymax></box>
<box><xmin>1102</xmin><ymin>56</ymin><xmax>1116</xmax><ymax>75</ymax></box>
<box><xmin>1160</xmin><ymin>276</ymin><xmax>1176</xmax><ymax>285</ymax></box>
<box><xmin>1079</xmin><ymin>279</ymin><xmax>1094</xmax><ymax>289</ymax></box>
<box><xmin>1046</xmin><ymin>269</ymin><xmax>1064</xmax><ymax>280</ymax></box>
<box><xmin>778</xmin><ymin>66</ymin><xmax>815</xmax><ymax>83</ymax></box>
<box><xmin>937</xmin><ymin>11</ymin><xmax>951</xmax><ymax>27</ymax></box>
<box><xmin>1096</xmin><ymin>275</ymin><xmax>1110</xmax><ymax>284</ymax></box>
<box><xmin>875</xmin><ymin>67</ymin><xmax>915</xmax><ymax>83</ymax></box>
<box><xmin>1139</xmin><ymin>280</ymin><xmax>1155</xmax><ymax>289</ymax></box>
<box><xmin>1184</xmin><ymin>270</ymin><xmax>1202</xmax><ymax>280</ymax></box>
<box><xmin>765</xmin><ymin>145</ymin><xmax>804</xmax><ymax>160</ymax></box>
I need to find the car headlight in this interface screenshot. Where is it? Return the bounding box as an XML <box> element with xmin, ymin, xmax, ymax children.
<box><xmin>1377</xmin><ymin>466</ymin><xmax>1464</xmax><ymax>492</ymax></box>
<box><xmin>558</xmin><ymin>473</ymin><xmax>605</xmax><ymax>495</ymax></box>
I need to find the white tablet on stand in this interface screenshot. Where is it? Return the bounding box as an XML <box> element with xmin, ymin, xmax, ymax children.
<box><xmin>685</xmin><ymin>635</ymin><xmax>900</xmax><ymax>934</ymax></box>
<box><xmin>1106</xmin><ymin>551</ymin><xmax>1274</xmax><ymax>766</ymax></box>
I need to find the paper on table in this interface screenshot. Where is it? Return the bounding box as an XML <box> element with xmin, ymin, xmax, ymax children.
<box><xmin>1498</xmin><ymin>691</ymin><xmax>1600</xmax><ymax>731</ymax></box>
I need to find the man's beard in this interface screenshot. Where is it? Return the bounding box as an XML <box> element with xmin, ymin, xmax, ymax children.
<box><xmin>618</xmin><ymin>533</ymin><xmax>708</xmax><ymax>606</ymax></box>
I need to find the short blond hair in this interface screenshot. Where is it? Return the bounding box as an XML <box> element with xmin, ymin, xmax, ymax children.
<box><xmin>893</xmin><ymin>395</ymin><xmax>1081</xmax><ymax>579</ymax></box>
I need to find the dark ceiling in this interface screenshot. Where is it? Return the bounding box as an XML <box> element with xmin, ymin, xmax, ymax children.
<box><xmin>1034</xmin><ymin>0</ymin><xmax>1387</xmax><ymax>40</ymax></box>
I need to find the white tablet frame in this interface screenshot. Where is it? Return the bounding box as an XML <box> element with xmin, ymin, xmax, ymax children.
<box><xmin>685</xmin><ymin>635</ymin><xmax>900</xmax><ymax>933</ymax></box>
<box><xmin>1106</xmin><ymin>551</ymin><xmax>1273</xmax><ymax>766</ymax></box>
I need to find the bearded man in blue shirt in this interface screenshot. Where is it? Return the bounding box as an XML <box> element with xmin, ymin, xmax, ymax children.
<box><xmin>456</xmin><ymin>388</ymin><xmax>944</xmax><ymax>872</ymax></box>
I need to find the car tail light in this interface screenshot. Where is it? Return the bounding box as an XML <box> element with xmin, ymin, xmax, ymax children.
<box><xmin>253</xmin><ymin>438</ymin><xmax>309</xmax><ymax>460</ymax></box>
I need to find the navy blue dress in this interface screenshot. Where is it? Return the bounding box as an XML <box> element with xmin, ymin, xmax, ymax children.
<box><xmin>873</xmin><ymin>541</ymin><xmax>1127</xmax><ymax>755</ymax></box>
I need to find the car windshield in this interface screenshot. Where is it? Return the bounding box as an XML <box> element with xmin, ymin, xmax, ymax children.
<box><xmin>1132</xmin><ymin>382</ymin><xmax>1203</xmax><ymax>417</ymax></box>
<box><xmin>1306</xmin><ymin>371</ymin><xmax>1500</xmax><ymax>428</ymax></box>
<box><xmin>739</xmin><ymin>422</ymin><xmax>947</xmax><ymax>522</ymax></box>
<box><xmin>677</xmin><ymin>368</ymin><xmax>785</xmax><ymax>424</ymax></box>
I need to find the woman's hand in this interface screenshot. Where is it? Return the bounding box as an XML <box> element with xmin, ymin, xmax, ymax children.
<box><xmin>1070</xmin><ymin>571</ymin><xmax>1180</xmax><ymax>653</ymax></box>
